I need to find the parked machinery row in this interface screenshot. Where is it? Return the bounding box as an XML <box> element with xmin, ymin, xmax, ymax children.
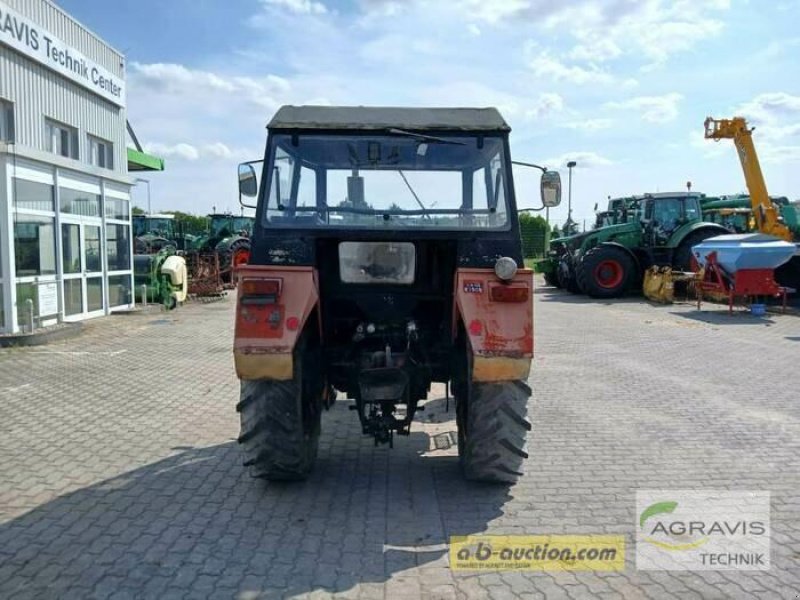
<box><xmin>132</xmin><ymin>213</ymin><xmax>254</xmax><ymax>307</ymax></box>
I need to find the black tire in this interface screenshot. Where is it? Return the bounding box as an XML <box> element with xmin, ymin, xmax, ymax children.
<box><xmin>775</xmin><ymin>256</ymin><xmax>800</xmax><ymax>293</ymax></box>
<box><xmin>236</xmin><ymin>341</ymin><xmax>322</xmax><ymax>481</ymax></box>
<box><xmin>557</xmin><ymin>257</ymin><xmax>580</xmax><ymax>293</ymax></box>
<box><xmin>543</xmin><ymin>271</ymin><xmax>559</xmax><ymax>288</ymax></box>
<box><xmin>577</xmin><ymin>245</ymin><xmax>636</xmax><ymax>299</ymax></box>
<box><xmin>218</xmin><ymin>237</ymin><xmax>251</xmax><ymax>284</ymax></box>
<box><xmin>673</xmin><ymin>229</ymin><xmax>724</xmax><ymax>272</ymax></box>
<box><xmin>457</xmin><ymin>379</ymin><xmax>532</xmax><ymax>484</ymax></box>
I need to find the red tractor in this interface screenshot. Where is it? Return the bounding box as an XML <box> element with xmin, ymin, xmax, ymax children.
<box><xmin>233</xmin><ymin>106</ymin><xmax>561</xmax><ymax>483</ymax></box>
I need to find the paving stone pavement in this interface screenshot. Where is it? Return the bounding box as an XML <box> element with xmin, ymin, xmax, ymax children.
<box><xmin>1</xmin><ymin>280</ymin><xmax>799</xmax><ymax>599</ymax></box>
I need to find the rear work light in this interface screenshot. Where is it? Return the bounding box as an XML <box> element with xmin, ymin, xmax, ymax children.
<box><xmin>489</xmin><ymin>285</ymin><xmax>529</xmax><ymax>303</ymax></box>
<box><xmin>240</xmin><ymin>278</ymin><xmax>282</xmax><ymax>304</ymax></box>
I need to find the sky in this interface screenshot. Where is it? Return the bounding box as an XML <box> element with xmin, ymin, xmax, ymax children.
<box><xmin>58</xmin><ymin>0</ymin><xmax>800</xmax><ymax>228</ymax></box>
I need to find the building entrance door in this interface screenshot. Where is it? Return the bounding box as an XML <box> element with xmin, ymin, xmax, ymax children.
<box><xmin>61</xmin><ymin>220</ymin><xmax>105</xmax><ymax>319</ymax></box>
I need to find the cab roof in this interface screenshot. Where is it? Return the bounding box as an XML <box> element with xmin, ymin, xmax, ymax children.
<box><xmin>268</xmin><ymin>105</ymin><xmax>511</xmax><ymax>133</ymax></box>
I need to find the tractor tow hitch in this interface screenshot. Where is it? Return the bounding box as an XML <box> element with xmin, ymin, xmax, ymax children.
<box><xmin>357</xmin><ymin>368</ymin><xmax>411</xmax><ymax>447</ymax></box>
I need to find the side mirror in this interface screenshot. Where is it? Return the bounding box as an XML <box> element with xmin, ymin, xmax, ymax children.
<box><xmin>238</xmin><ymin>163</ymin><xmax>258</xmax><ymax>198</ymax></box>
<box><xmin>541</xmin><ymin>170</ymin><xmax>562</xmax><ymax>208</ymax></box>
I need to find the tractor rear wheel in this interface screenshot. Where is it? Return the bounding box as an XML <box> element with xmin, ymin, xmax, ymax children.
<box><xmin>673</xmin><ymin>229</ymin><xmax>723</xmax><ymax>272</ymax></box>
<box><xmin>236</xmin><ymin>341</ymin><xmax>322</xmax><ymax>481</ymax></box>
<box><xmin>219</xmin><ymin>238</ymin><xmax>252</xmax><ymax>283</ymax></box>
<box><xmin>457</xmin><ymin>379</ymin><xmax>532</xmax><ymax>484</ymax></box>
<box><xmin>578</xmin><ymin>245</ymin><xmax>635</xmax><ymax>298</ymax></box>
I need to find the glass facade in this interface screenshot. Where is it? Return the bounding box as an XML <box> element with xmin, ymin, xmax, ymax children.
<box><xmin>63</xmin><ymin>279</ymin><xmax>82</xmax><ymax>316</ymax></box>
<box><xmin>61</xmin><ymin>223</ymin><xmax>81</xmax><ymax>274</ymax></box>
<box><xmin>13</xmin><ymin>215</ymin><xmax>56</xmax><ymax>276</ymax></box>
<box><xmin>3</xmin><ymin>162</ymin><xmax>134</xmax><ymax>333</ymax></box>
<box><xmin>108</xmin><ymin>275</ymin><xmax>132</xmax><ymax>307</ymax></box>
<box><xmin>106</xmin><ymin>224</ymin><xmax>130</xmax><ymax>271</ymax></box>
<box><xmin>60</xmin><ymin>187</ymin><xmax>101</xmax><ymax>217</ymax></box>
<box><xmin>105</xmin><ymin>197</ymin><xmax>129</xmax><ymax>220</ymax></box>
<box><xmin>13</xmin><ymin>179</ymin><xmax>54</xmax><ymax>211</ymax></box>
<box><xmin>15</xmin><ymin>282</ymin><xmax>36</xmax><ymax>327</ymax></box>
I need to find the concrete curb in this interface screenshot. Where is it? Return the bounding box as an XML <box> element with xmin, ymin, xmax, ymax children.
<box><xmin>0</xmin><ymin>322</ymin><xmax>84</xmax><ymax>348</ymax></box>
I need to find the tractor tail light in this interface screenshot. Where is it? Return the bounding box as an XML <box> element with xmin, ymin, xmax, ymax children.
<box><xmin>240</xmin><ymin>278</ymin><xmax>282</xmax><ymax>305</ymax></box>
<box><xmin>489</xmin><ymin>285</ymin><xmax>529</xmax><ymax>303</ymax></box>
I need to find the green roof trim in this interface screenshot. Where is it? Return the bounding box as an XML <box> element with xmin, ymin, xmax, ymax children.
<box><xmin>127</xmin><ymin>148</ymin><xmax>165</xmax><ymax>172</ymax></box>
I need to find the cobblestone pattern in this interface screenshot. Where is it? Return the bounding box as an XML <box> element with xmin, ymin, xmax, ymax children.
<box><xmin>1</xmin><ymin>282</ymin><xmax>799</xmax><ymax>599</ymax></box>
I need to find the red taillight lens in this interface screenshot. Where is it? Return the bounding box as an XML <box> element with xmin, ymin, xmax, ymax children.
<box><xmin>489</xmin><ymin>285</ymin><xmax>529</xmax><ymax>303</ymax></box>
<box><xmin>240</xmin><ymin>278</ymin><xmax>282</xmax><ymax>304</ymax></box>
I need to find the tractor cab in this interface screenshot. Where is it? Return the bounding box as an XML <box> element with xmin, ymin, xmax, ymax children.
<box><xmin>639</xmin><ymin>194</ymin><xmax>703</xmax><ymax>246</ymax></box>
<box><xmin>208</xmin><ymin>214</ymin><xmax>254</xmax><ymax>239</ymax></box>
<box><xmin>133</xmin><ymin>214</ymin><xmax>178</xmax><ymax>240</ymax></box>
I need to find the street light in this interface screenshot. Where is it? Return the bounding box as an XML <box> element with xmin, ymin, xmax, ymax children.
<box><xmin>135</xmin><ymin>177</ymin><xmax>151</xmax><ymax>214</ymax></box>
<box><xmin>566</xmin><ymin>160</ymin><xmax>577</xmax><ymax>234</ymax></box>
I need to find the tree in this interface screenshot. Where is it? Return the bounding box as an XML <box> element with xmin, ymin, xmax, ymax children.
<box><xmin>132</xmin><ymin>206</ymin><xmax>145</xmax><ymax>215</ymax></box>
<box><xmin>164</xmin><ymin>211</ymin><xmax>210</xmax><ymax>236</ymax></box>
<box><xmin>518</xmin><ymin>212</ymin><xmax>550</xmax><ymax>258</ymax></box>
<box><xmin>551</xmin><ymin>224</ymin><xmax>562</xmax><ymax>238</ymax></box>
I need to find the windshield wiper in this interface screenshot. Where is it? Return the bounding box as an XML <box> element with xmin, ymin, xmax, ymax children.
<box><xmin>397</xmin><ymin>170</ymin><xmax>431</xmax><ymax>219</ymax></box>
<box><xmin>388</xmin><ymin>128</ymin><xmax>467</xmax><ymax>145</ymax></box>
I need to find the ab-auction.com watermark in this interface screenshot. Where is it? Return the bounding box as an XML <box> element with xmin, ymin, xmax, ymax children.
<box><xmin>636</xmin><ymin>490</ymin><xmax>770</xmax><ymax>570</ymax></box>
<box><xmin>449</xmin><ymin>535</ymin><xmax>625</xmax><ymax>571</ymax></box>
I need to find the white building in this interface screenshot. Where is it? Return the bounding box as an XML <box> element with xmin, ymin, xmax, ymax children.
<box><xmin>0</xmin><ymin>0</ymin><xmax>161</xmax><ymax>334</ymax></box>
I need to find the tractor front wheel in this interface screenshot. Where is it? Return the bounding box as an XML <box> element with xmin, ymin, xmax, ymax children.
<box><xmin>557</xmin><ymin>257</ymin><xmax>580</xmax><ymax>293</ymax></box>
<box><xmin>457</xmin><ymin>378</ymin><xmax>532</xmax><ymax>484</ymax></box>
<box><xmin>577</xmin><ymin>245</ymin><xmax>635</xmax><ymax>298</ymax></box>
<box><xmin>236</xmin><ymin>342</ymin><xmax>322</xmax><ymax>481</ymax></box>
<box><xmin>543</xmin><ymin>270</ymin><xmax>559</xmax><ymax>287</ymax></box>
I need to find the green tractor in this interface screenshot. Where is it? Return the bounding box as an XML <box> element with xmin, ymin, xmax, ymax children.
<box><xmin>192</xmin><ymin>214</ymin><xmax>254</xmax><ymax>283</ymax></box>
<box><xmin>540</xmin><ymin>193</ymin><xmax>729</xmax><ymax>298</ymax></box>
<box><xmin>701</xmin><ymin>194</ymin><xmax>800</xmax><ymax>237</ymax></box>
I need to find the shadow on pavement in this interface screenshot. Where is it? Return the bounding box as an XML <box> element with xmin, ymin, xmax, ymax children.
<box><xmin>670</xmin><ymin>309</ymin><xmax>776</xmax><ymax>326</ymax></box>
<box><xmin>0</xmin><ymin>407</ymin><xmax>510</xmax><ymax>599</ymax></box>
<box><xmin>535</xmin><ymin>287</ymin><xmax>641</xmax><ymax>306</ymax></box>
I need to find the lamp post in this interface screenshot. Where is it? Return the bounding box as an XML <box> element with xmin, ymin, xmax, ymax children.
<box><xmin>566</xmin><ymin>160</ymin><xmax>577</xmax><ymax>234</ymax></box>
<box><xmin>135</xmin><ymin>177</ymin><xmax>151</xmax><ymax>214</ymax></box>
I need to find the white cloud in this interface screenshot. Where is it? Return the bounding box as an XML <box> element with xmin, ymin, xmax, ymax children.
<box><xmin>568</xmin><ymin>38</ymin><xmax>622</xmax><ymax>62</ymax></box>
<box><xmin>528</xmin><ymin>50</ymin><xmax>617</xmax><ymax>85</ymax></box>
<box><xmin>543</xmin><ymin>151</ymin><xmax>613</xmax><ymax>169</ymax></box>
<box><xmin>460</xmin><ymin>0</ymin><xmax>534</xmax><ymax>24</ymax></box>
<box><xmin>732</xmin><ymin>92</ymin><xmax>800</xmax><ymax>164</ymax></box>
<box><xmin>563</xmin><ymin>118</ymin><xmax>614</xmax><ymax>131</ymax></box>
<box><xmin>467</xmin><ymin>23</ymin><xmax>481</xmax><ymax>36</ymax></box>
<box><xmin>525</xmin><ymin>92</ymin><xmax>564</xmax><ymax>120</ymax></box>
<box><xmin>262</xmin><ymin>0</ymin><xmax>327</xmax><ymax>15</ymax></box>
<box><xmin>541</xmin><ymin>0</ymin><xmax>730</xmax><ymax>65</ymax></box>
<box><xmin>145</xmin><ymin>143</ymin><xmax>200</xmax><ymax>161</ymax></box>
<box><xmin>605</xmin><ymin>93</ymin><xmax>683</xmax><ymax>123</ymax></box>
<box><xmin>130</xmin><ymin>62</ymin><xmax>290</xmax><ymax>111</ymax></box>
<box><xmin>737</xmin><ymin>92</ymin><xmax>800</xmax><ymax>125</ymax></box>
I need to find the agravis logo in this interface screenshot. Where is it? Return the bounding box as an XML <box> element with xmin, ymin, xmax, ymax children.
<box><xmin>640</xmin><ymin>500</ymin><xmax>709</xmax><ymax>551</ymax></box>
<box><xmin>636</xmin><ymin>491</ymin><xmax>770</xmax><ymax>571</ymax></box>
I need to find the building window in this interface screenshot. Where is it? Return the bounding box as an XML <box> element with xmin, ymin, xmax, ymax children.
<box><xmin>106</xmin><ymin>224</ymin><xmax>131</xmax><ymax>271</ymax></box>
<box><xmin>60</xmin><ymin>187</ymin><xmax>101</xmax><ymax>217</ymax></box>
<box><xmin>13</xmin><ymin>179</ymin><xmax>55</xmax><ymax>212</ymax></box>
<box><xmin>13</xmin><ymin>215</ymin><xmax>57</xmax><ymax>277</ymax></box>
<box><xmin>108</xmin><ymin>275</ymin><xmax>132</xmax><ymax>307</ymax></box>
<box><xmin>105</xmin><ymin>197</ymin><xmax>130</xmax><ymax>220</ymax></box>
<box><xmin>0</xmin><ymin>99</ymin><xmax>14</xmax><ymax>143</ymax></box>
<box><xmin>45</xmin><ymin>119</ymin><xmax>79</xmax><ymax>159</ymax></box>
<box><xmin>89</xmin><ymin>135</ymin><xmax>114</xmax><ymax>169</ymax></box>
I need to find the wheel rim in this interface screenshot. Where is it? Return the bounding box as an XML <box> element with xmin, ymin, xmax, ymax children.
<box><xmin>594</xmin><ymin>259</ymin><xmax>624</xmax><ymax>289</ymax></box>
<box><xmin>232</xmin><ymin>249</ymin><xmax>250</xmax><ymax>267</ymax></box>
